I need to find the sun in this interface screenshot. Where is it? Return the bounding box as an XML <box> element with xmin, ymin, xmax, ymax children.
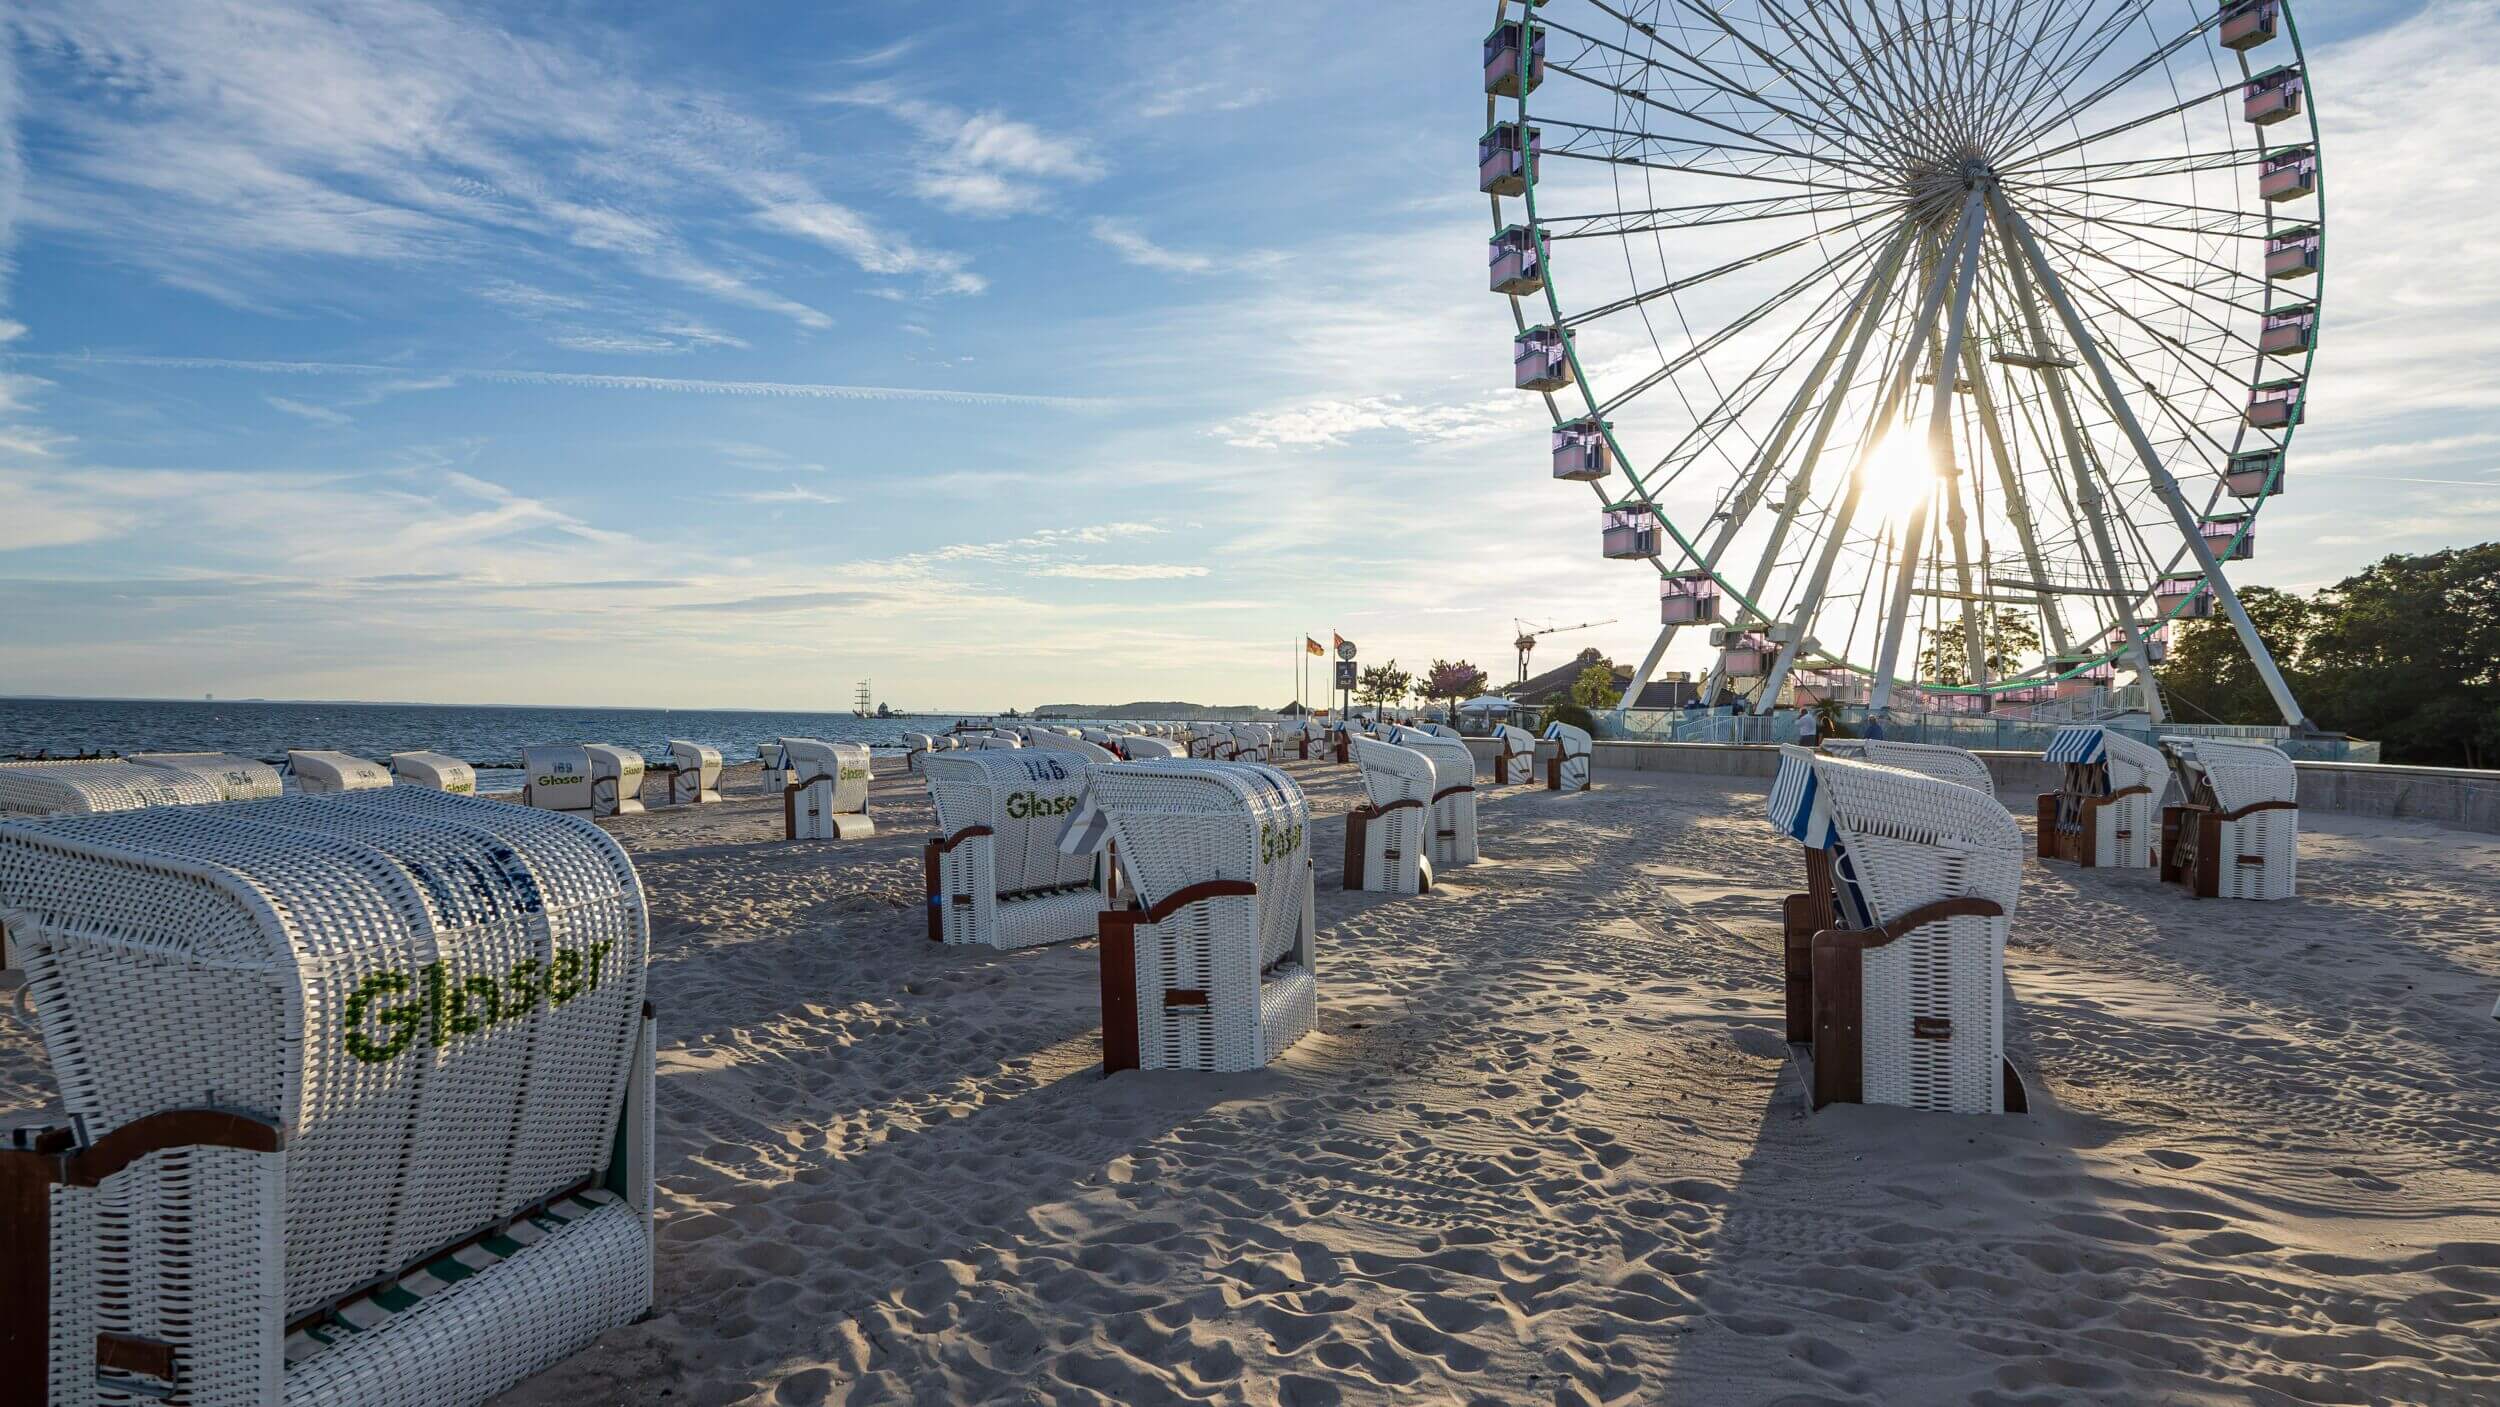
<box><xmin>1856</xmin><ymin>424</ymin><xmax>1937</xmax><ymax>527</ymax></box>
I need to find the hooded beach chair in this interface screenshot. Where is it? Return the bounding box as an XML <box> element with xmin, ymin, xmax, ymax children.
<box><xmin>922</xmin><ymin>751</ymin><xmax>1112</xmax><ymax>948</ymax></box>
<box><xmin>1388</xmin><ymin>725</ymin><xmax>1480</xmax><ymax>867</ymax></box>
<box><xmin>1120</xmin><ymin>736</ymin><xmax>1182</xmax><ymax>760</ymax></box>
<box><xmin>1539</xmin><ymin>721</ymin><xmax>1593</xmax><ymax>791</ymax></box>
<box><xmin>2159</xmin><ymin>738</ymin><xmax>2298</xmax><ymax>900</ymax></box>
<box><xmin>1081</xmin><ymin>760</ymin><xmax>1317</xmax><ymax>1073</ymax></box>
<box><xmin>131</xmin><ymin>752</ymin><xmax>284</xmax><ymax>802</ymax></box>
<box><xmin>1345</xmin><ymin>736</ymin><xmax>1437</xmax><ymax>894</ymax></box>
<box><xmin>520</xmin><ymin>745</ymin><xmax>639</xmax><ymax>817</ymax></box>
<box><xmin>288</xmin><ymin>750</ymin><xmax>393</xmax><ymax>796</ymax></box>
<box><xmin>1027</xmin><ymin>730</ymin><xmax>1119</xmax><ymax>764</ymax></box>
<box><xmin>664</xmin><ymin>740</ymin><xmax>722</xmax><ymax>804</ymax></box>
<box><xmin>781</xmin><ymin>739</ymin><xmax>874</xmax><ymax>839</ymax></box>
<box><xmin>388</xmin><ymin>751</ymin><xmax>479</xmax><ymax>795</ymax></box>
<box><xmin>0</xmin><ymin>759</ymin><xmax>225</xmax><ymax>818</ymax></box>
<box><xmin>0</xmin><ymin>786</ymin><xmax>656</xmax><ymax>1407</ymax></box>
<box><xmin>899</xmin><ymin>733</ymin><xmax>936</xmax><ymax>774</ymax></box>
<box><xmin>1820</xmin><ymin>738</ymin><xmax>1997</xmax><ymax>799</ymax></box>
<box><xmin>2037</xmin><ymin>727</ymin><xmax>2165</xmax><ymax>869</ymax></box>
<box><xmin>1490</xmin><ymin>724</ymin><xmax>1537</xmax><ymax>786</ymax></box>
<box><xmin>1768</xmin><ymin>746</ymin><xmax>2024</xmax><ymax>1115</ymax></box>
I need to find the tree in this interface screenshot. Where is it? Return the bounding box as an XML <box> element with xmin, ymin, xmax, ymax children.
<box><xmin>2300</xmin><ymin>546</ymin><xmax>2500</xmax><ymax>768</ymax></box>
<box><xmin>1570</xmin><ymin>663</ymin><xmax>1622</xmax><ymax>710</ymax></box>
<box><xmin>1916</xmin><ymin>607</ymin><xmax>2044</xmax><ymax>688</ymax></box>
<box><xmin>1356</xmin><ymin>660</ymin><xmax>1414</xmax><ymax>711</ymax></box>
<box><xmin>1422</xmin><ymin>659</ymin><xmax>1489</xmax><ymax>723</ymax></box>
<box><xmin>2156</xmin><ymin>585</ymin><xmax>2317</xmax><ymax>730</ymax></box>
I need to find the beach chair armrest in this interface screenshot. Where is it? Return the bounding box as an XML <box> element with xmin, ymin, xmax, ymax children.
<box><xmin>1810</xmin><ymin>897</ymin><xmax>2006</xmax><ymax>953</ymax></box>
<box><xmin>2</xmin><ymin>1108</ymin><xmax>288</xmax><ymax>1403</ymax></box>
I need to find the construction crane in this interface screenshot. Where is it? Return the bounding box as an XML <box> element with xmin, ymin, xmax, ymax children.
<box><xmin>1513</xmin><ymin>617</ymin><xmax>1616</xmax><ymax>687</ymax></box>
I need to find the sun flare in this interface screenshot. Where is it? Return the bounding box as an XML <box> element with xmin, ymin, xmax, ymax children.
<box><xmin>1857</xmin><ymin>425</ymin><xmax>1938</xmax><ymax>527</ymax></box>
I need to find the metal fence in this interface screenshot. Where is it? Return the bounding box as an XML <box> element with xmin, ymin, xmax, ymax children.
<box><xmin>1597</xmin><ymin>706</ymin><xmax>2376</xmax><ymax>763</ymax></box>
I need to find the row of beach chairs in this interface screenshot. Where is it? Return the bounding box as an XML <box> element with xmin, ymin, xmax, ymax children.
<box><xmin>1769</xmin><ymin>728</ymin><xmax>2300</xmax><ymax>1118</ymax></box>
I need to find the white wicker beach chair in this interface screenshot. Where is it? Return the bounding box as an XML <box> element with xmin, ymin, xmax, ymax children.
<box><xmin>0</xmin><ymin>786</ymin><xmax>655</xmax><ymax>1407</ymax></box>
<box><xmin>1821</xmin><ymin>738</ymin><xmax>1997</xmax><ymax>799</ymax></box>
<box><xmin>131</xmin><ymin>753</ymin><xmax>285</xmax><ymax>802</ymax></box>
<box><xmin>288</xmin><ymin>750</ymin><xmax>393</xmax><ymax>796</ymax></box>
<box><xmin>1539</xmin><ymin>721</ymin><xmax>1593</xmax><ymax>792</ymax></box>
<box><xmin>1490</xmin><ymin>725</ymin><xmax>1537</xmax><ymax>786</ymax></box>
<box><xmin>781</xmin><ymin>739</ymin><xmax>874</xmax><ymax>840</ymax></box>
<box><xmin>388</xmin><ymin>752</ymin><xmax>478</xmax><ymax>795</ymax></box>
<box><xmin>1345</xmin><ymin>736</ymin><xmax>1437</xmax><ymax>895</ymax></box>
<box><xmin>1120</xmin><ymin>736</ymin><xmax>1183</xmax><ymax>760</ymax></box>
<box><xmin>0</xmin><ymin>759</ymin><xmax>225</xmax><ymax>818</ymax></box>
<box><xmin>1028</xmin><ymin>731</ymin><xmax>1119</xmax><ymax>764</ymax></box>
<box><xmin>1084</xmin><ymin>760</ymin><xmax>1316</xmax><ymax>1073</ymax></box>
<box><xmin>2159</xmin><ymin>738</ymin><xmax>2297</xmax><ymax>900</ymax></box>
<box><xmin>663</xmin><ymin>740</ymin><xmax>721</xmax><ymax>805</ymax></box>
<box><xmin>922</xmin><ymin>751</ymin><xmax>1110</xmax><ymax>948</ymax></box>
<box><xmin>584</xmin><ymin>746</ymin><xmax>644</xmax><ymax>817</ymax></box>
<box><xmin>1387</xmin><ymin>726</ymin><xmax>1480</xmax><ymax>867</ymax></box>
<box><xmin>2036</xmin><ymin>727</ymin><xmax>2164</xmax><ymax>869</ymax></box>
<box><xmin>1768</xmin><ymin>746</ymin><xmax>2023</xmax><ymax>1115</ymax></box>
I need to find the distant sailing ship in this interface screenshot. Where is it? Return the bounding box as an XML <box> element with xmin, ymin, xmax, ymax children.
<box><xmin>853</xmin><ymin>680</ymin><xmax>873</xmax><ymax>717</ymax></box>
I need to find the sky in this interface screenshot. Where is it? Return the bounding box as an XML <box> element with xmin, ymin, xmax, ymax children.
<box><xmin>0</xmin><ymin>0</ymin><xmax>2486</xmax><ymax>713</ymax></box>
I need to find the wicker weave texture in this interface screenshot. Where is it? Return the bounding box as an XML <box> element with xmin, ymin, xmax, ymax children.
<box><xmin>1349</xmin><ymin>737</ymin><xmax>1435</xmax><ymax>894</ymax></box>
<box><xmin>1388</xmin><ymin>728</ymin><xmax>1479</xmax><ymax>867</ymax></box>
<box><xmin>1809</xmin><ymin>753</ymin><xmax>2021</xmax><ymax>1116</ymax></box>
<box><xmin>1</xmin><ymin>787</ymin><xmax>653</xmax><ymax>1405</ymax></box>
<box><xmin>923</xmin><ymin>751</ymin><xmax>1105</xmax><ymax>949</ymax></box>
<box><xmin>132</xmin><ymin>753</ymin><xmax>287</xmax><ymax>802</ymax></box>
<box><xmin>0</xmin><ymin>759</ymin><xmax>226</xmax><ymax>818</ymax></box>
<box><xmin>1821</xmin><ymin>739</ymin><xmax>1996</xmax><ymax>798</ymax></box>
<box><xmin>1087</xmin><ymin>761</ymin><xmax>1316</xmax><ymax>1071</ymax></box>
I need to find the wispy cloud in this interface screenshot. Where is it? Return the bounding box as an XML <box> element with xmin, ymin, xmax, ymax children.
<box><xmin>818</xmin><ymin>83</ymin><xmax>1103</xmax><ymax>219</ymax></box>
<box><xmin>8</xmin><ymin>0</ymin><xmax>980</xmax><ymax>321</ymax></box>
<box><xmin>728</xmin><ymin>483</ymin><xmax>842</xmax><ymax>506</ymax></box>
<box><xmin>264</xmin><ymin>395</ymin><xmax>351</xmax><ymax>426</ymax></box>
<box><xmin>1035</xmin><ymin>562</ymin><xmax>1209</xmax><ymax>581</ymax></box>
<box><xmin>1210</xmin><ymin>394</ymin><xmax>1533</xmax><ymax>450</ymax></box>
<box><xmin>1090</xmin><ymin>218</ymin><xmax>1216</xmax><ymax>275</ymax></box>
<box><xmin>11</xmin><ymin>352</ymin><xmax>1109</xmax><ymax>408</ymax></box>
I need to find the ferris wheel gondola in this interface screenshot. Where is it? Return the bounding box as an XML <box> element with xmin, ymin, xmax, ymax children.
<box><xmin>1480</xmin><ymin>0</ymin><xmax>2326</xmax><ymax>727</ymax></box>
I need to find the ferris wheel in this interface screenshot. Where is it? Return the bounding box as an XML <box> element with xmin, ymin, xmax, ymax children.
<box><xmin>1480</xmin><ymin>0</ymin><xmax>2321</xmax><ymax>726</ymax></box>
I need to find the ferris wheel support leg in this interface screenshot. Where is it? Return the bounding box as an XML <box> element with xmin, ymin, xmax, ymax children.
<box><xmin>1986</xmin><ymin>194</ymin><xmax>2171</xmax><ymax>726</ymax></box>
<box><xmin>1757</xmin><ymin>196</ymin><xmax>1980</xmax><ymax>716</ymax></box>
<box><xmin>1612</xmin><ymin>625</ymin><xmax>1679</xmax><ymax>728</ymax></box>
<box><xmin>1869</xmin><ymin>191</ymin><xmax>1987</xmax><ymax>714</ymax></box>
<box><xmin>1992</xmin><ymin>191</ymin><xmax>2308</xmax><ymax>731</ymax></box>
<box><xmin>1959</xmin><ymin>339</ymin><xmax>2074</xmax><ymax>661</ymax></box>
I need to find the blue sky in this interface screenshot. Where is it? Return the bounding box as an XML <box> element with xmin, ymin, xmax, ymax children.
<box><xmin>0</xmin><ymin>0</ymin><xmax>2485</xmax><ymax>711</ymax></box>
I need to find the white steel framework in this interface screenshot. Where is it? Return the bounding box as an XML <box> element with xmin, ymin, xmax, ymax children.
<box><xmin>1482</xmin><ymin>0</ymin><xmax>2321</xmax><ymax>726</ymax></box>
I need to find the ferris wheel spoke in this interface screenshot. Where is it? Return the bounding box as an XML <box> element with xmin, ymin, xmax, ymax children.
<box><xmin>1646</xmin><ymin>0</ymin><xmax>1909</xmax><ymax>168</ymax></box>
<box><xmin>2017</xmin><ymin>206</ymin><xmax>2269</xmax><ymax>327</ymax></box>
<box><xmin>1536</xmin><ymin>191</ymin><xmax>1902</xmax><ymax>240</ymax></box>
<box><xmin>1992</xmin><ymin>187</ymin><xmax>2308</xmax><ymax>727</ymax></box>
<box><xmin>1541</xmin><ymin>59</ymin><xmax>1891</xmax><ymax>181</ymax></box>
<box><xmin>2003</xmin><ymin>1</ymin><xmax>2216</xmax><ymax>163</ymax></box>
<box><xmin>1559</xmin><ymin>206</ymin><xmax>1896</xmax><ymax>329</ymax></box>
<box><xmin>1589</xmin><ymin>218</ymin><xmax>1898</xmax><ymax>417</ymax></box>
<box><xmin>2017</xmin><ymin>215</ymin><xmax>2268</xmax><ymax>374</ymax></box>
<box><xmin>1747</xmin><ymin>1</ymin><xmax>1924</xmax><ymax>161</ymax></box>
<box><xmin>1956</xmin><ymin>335</ymin><xmax>2076</xmax><ymax>656</ymax></box>
<box><xmin>1594</xmin><ymin>0</ymin><xmax>1898</xmax><ymax>166</ymax></box>
<box><xmin>2010</xmin><ymin>147</ymin><xmax>2275</xmax><ymax>186</ymax></box>
<box><xmin>2009</xmin><ymin>76</ymin><xmax>2255</xmax><ymax>172</ymax></box>
<box><xmin>1545</xmin><ymin>11</ymin><xmax>1895</xmax><ymax>171</ymax></box>
<box><xmin>1774</xmin><ymin>2</ymin><xmax>1939</xmax><ymax>158</ymax></box>
<box><xmin>1536</xmin><ymin>118</ymin><xmax>1874</xmax><ymax>193</ymax></box>
<box><xmin>1980</xmin><ymin>0</ymin><xmax>2140</xmax><ymax>151</ymax></box>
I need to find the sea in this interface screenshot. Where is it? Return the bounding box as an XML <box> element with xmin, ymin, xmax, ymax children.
<box><xmin>0</xmin><ymin>697</ymin><xmax>1036</xmax><ymax>793</ymax></box>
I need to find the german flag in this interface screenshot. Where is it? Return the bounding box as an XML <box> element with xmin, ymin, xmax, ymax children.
<box><xmin>1306</xmin><ymin>637</ymin><xmax>1325</xmax><ymax>656</ymax></box>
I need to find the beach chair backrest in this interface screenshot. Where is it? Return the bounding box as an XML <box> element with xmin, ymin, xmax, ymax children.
<box><xmin>784</xmin><ymin>739</ymin><xmax>872</xmax><ymax>813</ymax></box>
<box><xmin>923</xmin><ymin>751</ymin><xmax>1097</xmax><ymax>896</ymax></box>
<box><xmin>2169</xmin><ymin>737</ymin><xmax>2295</xmax><ymax>811</ymax></box>
<box><xmin>131</xmin><ymin>751</ymin><xmax>285</xmax><ymax>801</ymax></box>
<box><xmin>1121</xmin><ymin>736</ymin><xmax>1183</xmax><ymax>759</ymax></box>
<box><xmin>291</xmin><ymin>748</ymin><xmax>395</xmax><ymax>795</ymax></box>
<box><xmin>1541</xmin><ymin>720</ymin><xmax>1592</xmax><ymax>757</ymax></box>
<box><xmin>389</xmin><ymin>750</ymin><xmax>479</xmax><ymax>794</ymax></box>
<box><xmin>1350</xmin><ymin>735</ymin><xmax>1437</xmax><ymax>810</ymax></box>
<box><xmin>1028</xmin><ymin>730</ymin><xmax>1118</xmax><ymax>763</ymax></box>
<box><xmin>0</xmin><ymin>786</ymin><xmax>648</xmax><ymax>1322</ymax></box>
<box><xmin>0</xmin><ymin>758</ymin><xmax>225</xmax><ymax>818</ymax></box>
<box><xmin>521</xmin><ymin>743</ymin><xmax>594</xmax><ymax>812</ymax></box>
<box><xmin>1496</xmin><ymin>724</ymin><xmax>1535</xmax><ymax>755</ymax></box>
<box><xmin>1822</xmin><ymin>738</ymin><xmax>1994</xmax><ymax>796</ymax></box>
<box><xmin>1387</xmin><ymin>726</ymin><xmax>1476</xmax><ymax>792</ymax></box>
<box><xmin>1087</xmin><ymin>759</ymin><xmax>1310</xmax><ymax>967</ymax></box>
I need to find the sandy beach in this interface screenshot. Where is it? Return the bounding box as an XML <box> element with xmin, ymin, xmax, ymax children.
<box><xmin>6</xmin><ymin>756</ymin><xmax>2496</xmax><ymax>1406</ymax></box>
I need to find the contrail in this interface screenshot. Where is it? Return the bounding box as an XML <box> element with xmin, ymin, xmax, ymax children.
<box><xmin>11</xmin><ymin>351</ymin><xmax>1110</xmax><ymax>409</ymax></box>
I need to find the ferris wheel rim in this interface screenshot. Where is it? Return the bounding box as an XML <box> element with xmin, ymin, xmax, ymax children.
<box><xmin>1482</xmin><ymin>0</ymin><xmax>2325</xmax><ymax>701</ymax></box>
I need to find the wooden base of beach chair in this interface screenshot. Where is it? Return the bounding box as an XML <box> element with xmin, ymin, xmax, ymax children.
<box><xmin>1343</xmin><ymin>801</ymin><xmax>1432</xmax><ymax>894</ymax></box>
<box><xmin>2161</xmin><ymin>801</ymin><xmax>2299</xmax><ymax>899</ymax></box>
<box><xmin>2036</xmin><ymin>789</ymin><xmax>2153</xmax><ymax>868</ymax></box>
<box><xmin>1332</xmin><ymin>737</ymin><xmax>1351</xmax><ymax>765</ymax></box>
<box><xmin>1786</xmin><ymin>897</ymin><xmax>2023</xmax><ymax>1115</ymax></box>
<box><xmin>1096</xmin><ymin>880</ymin><xmax>1315</xmax><ymax>1075</ymax></box>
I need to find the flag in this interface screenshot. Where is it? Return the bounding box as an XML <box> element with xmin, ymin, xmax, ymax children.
<box><xmin>1306</xmin><ymin>637</ymin><xmax>1325</xmax><ymax>656</ymax></box>
<box><xmin>1332</xmin><ymin>633</ymin><xmax>1351</xmax><ymax>653</ymax></box>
